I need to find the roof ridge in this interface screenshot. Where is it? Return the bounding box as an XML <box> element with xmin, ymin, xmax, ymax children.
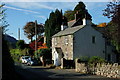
<box><xmin>68</xmin><ymin>20</ymin><xmax>75</xmax><ymax>22</ymax></box>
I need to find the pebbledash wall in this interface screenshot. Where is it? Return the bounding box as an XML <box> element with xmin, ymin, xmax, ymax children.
<box><xmin>75</xmin><ymin>59</ymin><xmax>120</xmax><ymax>78</ymax></box>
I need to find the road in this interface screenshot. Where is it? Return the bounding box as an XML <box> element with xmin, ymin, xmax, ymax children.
<box><xmin>15</xmin><ymin>64</ymin><xmax>120</xmax><ymax>80</ymax></box>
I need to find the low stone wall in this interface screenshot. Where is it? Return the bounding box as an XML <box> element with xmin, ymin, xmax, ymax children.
<box><xmin>75</xmin><ymin>59</ymin><xmax>120</xmax><ymax>78</ymax></box>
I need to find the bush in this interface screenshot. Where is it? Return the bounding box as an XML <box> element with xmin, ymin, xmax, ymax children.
<box><xmin>34</xmin><ymin>48</ymin><xmax>52</xmax><ymax>65</ymax></box>
<box><xmin>88</xmin><ymin>56</ymin><xmax>106</xmax><ymax>64</ymax></box>
<box><xmin>10</xmin><ymin>48</ymin><xmax>33</xmax><ymax>62</ymax></box>
<box><xmin>34</xmin><ymin>48</ymin><xmax>51</xmax><ymax>59</ymax></box>
<box><xmin>10</xmin><ymin>49</ymin><xmax>21</xmax><ymax>62</ymax></box>
<box><xmin>16</xmin><ymin>40</ymin><xmax>25</xmax><ymax>50</ymax></box>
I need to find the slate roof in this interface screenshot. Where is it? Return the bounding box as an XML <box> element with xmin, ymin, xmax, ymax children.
<box><xmin>68</xmin><ymin>20</ymin><xmax>76</xmax><ymax>27</ymax></box>
<box><xmin>52</xmin><ymin>25</ymin><xmax>85</xmax><ymax>37</ymax></box>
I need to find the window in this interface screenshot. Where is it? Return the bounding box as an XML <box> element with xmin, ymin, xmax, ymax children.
<box><xmin>92</xmin><ymin>36</ymin><xmax>96</xmax><ymax>44</ymax></box>
<box><xmin>55</xmin><ymin>38</ymin><xmax>57</xmax><ymax>46</ymax></box>
<box><xmin>64</xmin><ymin>36</ymin><xmax>68</xmax><ymax>45</ymax></box>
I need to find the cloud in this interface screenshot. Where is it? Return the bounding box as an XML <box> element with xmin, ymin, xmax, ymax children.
<box><xmin>4</xmin><ymin>5</ymin><xmax>40</xmax><ymax>14</ymax></box>
<box><xmin>4</xmin><ymin>2</ymin><xmax>55</xmax><ymax>10</ymax></box>
<box><xmin>1</xmin><ymin>0</ymin><xmax>111</xmax><ymax>2</ymax></box>
<box><xmin>36</xmin><ymin>15</ymin><xmax>46</xmax><ymax>19</ymax></box>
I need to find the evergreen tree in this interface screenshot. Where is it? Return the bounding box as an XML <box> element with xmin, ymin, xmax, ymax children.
<box><xmin>64</xmin><ymin>1</ymin><xmax>91</xmax><ymax>21</ymax></box>
<box><xmin>45</xmin><ymin>9</ymin><xmax>66</xmax><ymax>48</ymax></box>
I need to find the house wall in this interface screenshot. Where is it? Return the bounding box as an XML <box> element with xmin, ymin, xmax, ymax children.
<box><xmin>106</xmin><ymin>45</ymin><xmax>116</xmax><ymax>62</ymax></box>
<box><xmin>52</xmin><ymin>35</ymin><xmax>73</xmax><ymax>60</ymax></box>
<box><xmin>73</xmin><ymin>25</ymin><xmax>106</xmax><ymax>59</ymax></box>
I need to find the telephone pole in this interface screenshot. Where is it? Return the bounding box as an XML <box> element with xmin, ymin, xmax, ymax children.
<box><xmin>18</xmin><ymin>28</ymin><xmax>20</xmax><ymax>40</ymax></box>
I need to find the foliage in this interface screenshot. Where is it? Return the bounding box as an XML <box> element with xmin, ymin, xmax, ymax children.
<box><xmin>2</xmin><ymin>35</ymin><xmax>15</xmax><ymax>79</ymax></box>
<box><xmin>23</xmin><ymin>21</ymin><xmax>44</xmax><ymax>42</ymax></box>
<box><xmin>10</xmin><ymin>48</ymin><xmax>33</xmax><ymax>62</ymax></box>
<box><xmin>29</xmin><ymin>37</ymin><xmax>47</xmax><ymax>50</ymax></box>
<box><xmin>34</xmin><ymin>48</ymin><xmax>51</xmax><ymax>60</ymax></box>
<box><xmin>64</xmin><ymin>1</ymin><xmax>91</xmax><ymax>21</ymax></box>
<box><xmin>45</xmin><ymin>9</ymin><xmax>67</xmax><ymax>48</ymax></box>
<box><xmin>39</xmin><ymin>48</ymin><xmax>51</xmax><ymax>59</ymax></box>
<box><xmin>97</xmin><ymin>23</ymin><xmax>107</xmax><ymax>27</ymax></box>
<box><xmin>0</xmin><ymin>4</ymin><xmax>9</xmax><ymax>34</ymax></box>
<box><xmin>64</xmin><ymin>10</ymin><xmax>75</xmax><ymax>21</ymax></box>
<box><xmin>10</xmin><ymin>49</ymin><xmax>21</xmax><ymax>62</ymax></box>
<box><xmin>88</xmin><ymin>56</ymin><xmax>106</xmax><ymax>64</ymax></box>
<box><xmin>103</xmin><ymin>0</ymin><xmax>120</xmax><ymax>53</ymax></box>
<box><xmin>16</xmin><ymin>40</ymin><xmax>25</xmax><ymax>50</ymax></box>
<box><xmin>29</xmin><ymin>40</ymin><xmax>43</xmax><ymax>50</ymax></box>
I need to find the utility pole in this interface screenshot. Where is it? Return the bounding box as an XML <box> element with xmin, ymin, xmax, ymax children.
<box><xmin>18</xmin><ymin>28</ymin><xmax>20</xmax><ymax>40</ymax></box>
<box><xmin>35</xmin><ymin>20</ymin><xmax>37</xmax><ymax>52</ymax></box>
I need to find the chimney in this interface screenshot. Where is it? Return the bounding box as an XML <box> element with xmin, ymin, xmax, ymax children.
<box><xmin>61</xmin><ymin>23</ymin><xmax>67</xmax><ymax>30</ymax></box>
<box><xmin>75</xmin><ymin>11</ymin><xmax>79</xmax><ymax>21</ymax></box>
<box><xmin>82</xmin><ymin>14</ymin><xmax>92</xmax><ymax>25</ymax></box>
<box><xmin>82</xmin><ymin>18</ymin><xmax>92</xmax><ymax>25</ymax></box>
<box><xmin>61</xmin><ymin>16</ymin><xmax>68</xmax><ymax>30</ymax></box>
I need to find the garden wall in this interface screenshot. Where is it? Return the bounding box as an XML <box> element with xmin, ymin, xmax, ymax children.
<box><xmin>75</xmin><ymin>59</ymin><xmax>120</xmax><ymax>78</ymax></box>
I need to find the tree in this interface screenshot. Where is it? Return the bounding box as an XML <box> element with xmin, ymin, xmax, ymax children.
<box><xmin>29</xmin><ymin>40</ymin><xmax>43</xmax><ymax>50</ymax></box>
<box><xmin>0</xmin><ymin>4</ymin><xmax>9</xmax><ymax>34</ymax></box>
<box><xmin>64</xmin><ymin>1</ymin><xmax>92</xmax><ymax>21</ymax></box>
<box><xmin>1</xmin><ymin>4</ymin><xmax>21</xmax><ymax>80</ymax></box>
<box><xmin>23</xmin><ymin>22</ymin><xmax>44</xmax><ymax>42</ymax></box>
<box><xmin>45</xmin><ymin>9</ymin><xmax>67</xmax><ymax>48</ymax></box>
<box><xmin>64</xmin><ymin>10</ymin><xmax>75</xmax><ymax>22</ymax></box>
<box><xmin>103</xmin><ymin>0</ymin><xmax>120</xmax><ymax>52</ymax></box>
<box><xmin>16</xmin><ymin>40</ymin><xmax>25</xmax><ymax>50</ymax></box>
<box><xmin>97</xmin><ymin>23</ymin><xmax>107</xmax><ymax>27</ymax></box>
<box><xmin>35</xmin><ymin>48</ymin><xmax>51</xmax><ymax>66</ymax></box>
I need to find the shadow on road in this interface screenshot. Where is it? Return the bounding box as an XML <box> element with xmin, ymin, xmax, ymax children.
<box><xmin>15</xmin><ymin>65</ymin><xmax>56</xmax><ymax>80</ymax></box>
<box><xmin>14</xmin><ymin>64</ymin><xmax>120</xmax><ymax>80</ymax></box>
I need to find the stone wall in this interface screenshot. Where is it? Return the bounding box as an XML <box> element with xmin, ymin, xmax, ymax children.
<box><xmin>52</xmin><ymin>35</ymin><xmax>73</xmax><ymax>60</ymax></box>
<box><xmin>75</xmin><ymin>59</ymin><xmax>120</xmax><ymax>78</ymax></box>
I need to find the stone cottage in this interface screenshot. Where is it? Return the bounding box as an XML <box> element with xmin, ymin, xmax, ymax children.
<box><xmin>52</xmin><ymin>13</ymin><xmax>116</xmax><ymax>66</ymax></box>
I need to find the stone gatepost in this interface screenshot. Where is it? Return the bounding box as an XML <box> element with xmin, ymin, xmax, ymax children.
<box><xmin>75</xmin><ymin>58</ymin><xmax>79</xmax><ymax>72</ymax></box>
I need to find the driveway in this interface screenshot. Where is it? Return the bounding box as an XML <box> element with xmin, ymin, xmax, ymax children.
<box><xmin>15</xmin><ymin>64</ymin><xmax>120</xmax><ymax>80</ymax></box>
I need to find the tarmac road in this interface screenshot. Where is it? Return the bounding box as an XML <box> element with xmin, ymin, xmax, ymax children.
<box><xmin>15</xmin><ymin>64</ymin><xmax>120</xmax><ymax>80</ymax></box>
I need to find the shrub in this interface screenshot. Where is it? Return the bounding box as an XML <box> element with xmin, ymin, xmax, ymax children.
<box><xmin>34</xmin><ymin>48</ymin><xmax>52</xmax><ymax>65</ymax></box>
<box><xmin>88</xmin><ymin>56</ymin><xmax>106</xmax><ymax>64</ymax></box>
<box><xmin>10</xmin><ymin>48</ymin><xmax>33</xmax><ymax>62</ymax></box>
<box><xmin>16</xmin><ymin>40</ymin><xmax>25</xmax><ymax>50</ymax></box>
<box><xmin>34</xmin><ymin>48</ymin><xmax>51</xmax><ymax>59</ymax></box>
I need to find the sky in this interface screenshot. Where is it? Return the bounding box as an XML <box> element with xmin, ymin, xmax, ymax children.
<box><xmin>1</xmin><ymin>1</ymin><xmax>111</xmax><ymax>44</ymax></box>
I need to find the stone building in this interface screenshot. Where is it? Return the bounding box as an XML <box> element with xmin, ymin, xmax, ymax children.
<box><xmin>52</xmin><ymin>13</ymin><xmax>116</xmax><ymax>66</ymax></box>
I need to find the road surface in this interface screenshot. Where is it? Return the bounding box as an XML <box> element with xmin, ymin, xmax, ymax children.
<box><xmin>15</xmin><ymin>64</ymin><xmax>120</xmax><ymax>80</ymax></box>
